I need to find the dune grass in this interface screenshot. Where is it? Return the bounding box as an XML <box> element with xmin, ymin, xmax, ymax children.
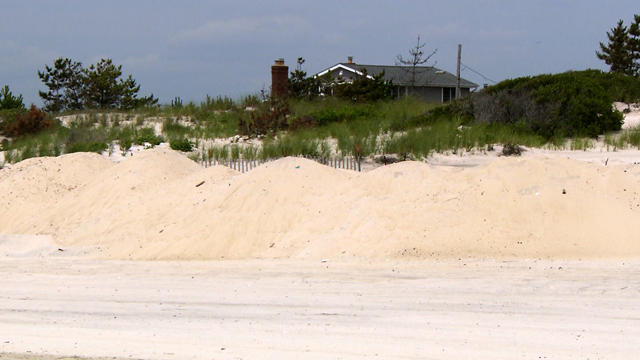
<box><xmin>3</xmin><ymin>95</ymin><xmax>640</xmax><ymax>165</ymax></box>
<box><xmin>604</xmin><ymin>126</ymin><xmax>640</xmax><ymax>150</ymax></box>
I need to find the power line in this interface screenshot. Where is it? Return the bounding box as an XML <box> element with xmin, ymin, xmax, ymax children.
<box><xmin>460</xmin><ymin>62</ymin><xmax>497</xmax><ymax>84</ymax></box>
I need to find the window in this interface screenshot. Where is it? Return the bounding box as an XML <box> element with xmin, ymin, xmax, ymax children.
<box><xmin>442</xmin><ymin>87</ymin><xmax>456</xmax><ymax>102</ymax></box>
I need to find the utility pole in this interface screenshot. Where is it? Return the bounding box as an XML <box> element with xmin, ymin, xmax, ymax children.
<box><xmin>456</xmin><ymin>44</ymin><xmax>461</xmax><ymax>99</ymax></box>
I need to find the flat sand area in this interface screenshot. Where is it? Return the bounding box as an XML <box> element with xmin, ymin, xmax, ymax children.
<box><xmin>1</xmin><ymin>258</ymin><xmax>639</xmax><ymax>359</ymax></box>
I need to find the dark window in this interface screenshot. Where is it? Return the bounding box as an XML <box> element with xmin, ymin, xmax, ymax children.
<box><xmin>442</xmin><ymin>87</ymin><xmax>456</xmax><ymax>102</ymax></box>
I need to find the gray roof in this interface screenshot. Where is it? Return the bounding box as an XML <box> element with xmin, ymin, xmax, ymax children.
<box><xmin>328</xmin><ymin>63</ymin><xmax>478</xmax><ymax>89</ymax></box>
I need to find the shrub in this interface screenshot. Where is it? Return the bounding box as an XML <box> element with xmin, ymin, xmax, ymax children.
<box><xmin>2</xmin><ymin>105</ymin><xmax>52</xmax><ymax>138</ymax></box>
<box><xmin>135</xmin><ymin>127</ymin><xmax>164</xmax><ymax>145</ymax></box>
<box><xmin>451</xmin><ymin>70</ymin><xmax>632</xmax><ymax>139</ymax></box>
<box><xmin>119</xmin><ymin>138</ymin><xmax>133</xmax><ymax>152</ymax></box>
<box><xmin>169</xmin><ymin>137</ymin><xmax>193</xmax><ymax>152</ymax></box>
<box><xmin>238</xmin><ymin>98</ymin><xmax>289</xmax><ymax>136</ymax></box>
<box><xmin>501</xmin><ymin>143</ymin><xmax>523</xmax><ymax>156</ymax></box>
<box><xmin>333</xmin><ymin>70</ymin><xmax>394</xmax><ymax>102</ymax></box>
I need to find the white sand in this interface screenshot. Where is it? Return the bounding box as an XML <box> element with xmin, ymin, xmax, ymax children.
<box><xmin>1</xmin><ymin>258</ymin><xmax>639</xmax><ymax>360</ymax></box>
<box><xmin>2</xmin><ymin>148</ymin><xmax>640</xmax><ymax>359</ymax></box>
<box><xmin>615</xmin><ymin>102</ymin><xmax>640</xmax><ymax>129</ymax></box>
<box><xmin>0</xmin><ymin>147</ymin><xmax>639</xmax><ymax>260</ymax></box>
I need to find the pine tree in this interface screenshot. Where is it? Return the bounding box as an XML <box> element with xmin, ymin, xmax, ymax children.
<box><xmin>119</xmin><ymin>75</ymin><xmax>158</xmax><ymax>110</ymax></box>
<box><xmin>0</xmin><ymin>85</ymin><xmax>25</xmax><ymax>110</ymax></box>
<box><xmin>628</xmin><ymin>14</ymin><xmax>640</xmax><ymax>76</ymax></box>
<box><xmin>38</xmin><ymin>57</ymin><xmax>158</xmax><ymax>111</ymax></box>
<box><xmin>82</xmin><ymin>59</ymin><xmax>124</xmax><ymax>109</ymax></box>
<box><xmin>38</xmin><ymin>58</ymin><xmax>84</xmax><ymax>112</ymax></box>
<box><xmin>597</xmin><ymin>20</ymin><xmax>634</xmax><ymax>75</ymax></box>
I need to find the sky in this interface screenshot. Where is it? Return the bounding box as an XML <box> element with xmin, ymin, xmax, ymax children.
<box><xmin>1</xmin><ymin>0</ymin><xmax>639</xmax><ymax>106</ymax></box>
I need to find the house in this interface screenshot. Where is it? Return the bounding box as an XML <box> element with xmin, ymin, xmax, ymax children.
<box><xmin>314</xmin><ymin>57</ymin><xmax>478</xmax><ymax>103</ymax></box>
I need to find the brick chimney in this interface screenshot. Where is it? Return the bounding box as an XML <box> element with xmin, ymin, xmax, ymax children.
<box><xmin>347</xmin><ymin>56</ymin><xmax>353</xmax><ymax>64</ymax></box>
<box><xmin>271</xmin><ymin>58</ymin><xmax>288</xmax><ymax>98</ymax></box>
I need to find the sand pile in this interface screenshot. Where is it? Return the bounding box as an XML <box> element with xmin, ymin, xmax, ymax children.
<box><xmin>0</xmin><ymin>153</ymin><xmax>113</xmax><ymax>231</ymax></box>
<box><xmin>0</xmin><ymin>147</ymin><xmax>639</xmax><ymax>260</ymax></box>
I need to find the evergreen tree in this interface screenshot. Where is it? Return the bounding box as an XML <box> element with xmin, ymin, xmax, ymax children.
<box><xmin>119</xmin><ymin>75</ymin><xmax>158</xmax><ymax>110</ymax></box>
<box><xmin>82</xmin><ymin>59</ymin><xmax>124</xmax><ymax>109</ymax></box>
<box><xmin>334</xmin><ymin>69</ymin><xmax>393</xmax><ymax>102</ymax></box>
<box><xmin>0</xmin><ymin>85</ymin><xmax>25</xmax><ymax>111</ymax></box>
<box><xmin>38</xmin><ymin>58</ymin><xmax>84</xmax><ymax>112</ymax></box>
<box><xmin>286</xmin><ymin>57</ymin><xmax>322</xmax><ymax>100</ymax></box>
<box><xmin>597</xmin><ymin>20</ymin><xmax>634</xmax><ymax>76</ymax></box>
<box><xmin>628</xmin><ymin>14</ymin><xmax>640</xmax><ymax>76</ymax></box>
<box><xmin>38</xmin><ymin>57</ymin><xmax>157</xmax><ymax>111</ymax></box>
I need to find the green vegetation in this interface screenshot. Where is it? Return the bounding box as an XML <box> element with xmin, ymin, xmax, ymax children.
<box><xmin>597</xmin><ymin>14</ymin><xmax>640</xmax><ymax>77</ymax></box>
<box><xmin>169</xmin><ymin>137</ymin><xmax>193</xmax><ymax>152</ymax></box>
<box><xmin>0</xmin><ymin>114</ymin><xmax>167</xmax><ymax>163</ymax></box>
<box><xmin>605</xmin><ymin>127</ymin><xmax>640</xmax><ymax>150</ymax></box>
<box><xmin>3</xmin><ymin>66</ymin><xmax>640</xmax><ymax>166</ymax></box>
<box><xmin>0</xmin><ymin>85</ymin><xmax>25</xmax><ymax>111</ymax></box>
<box><xmin>286</xmin><ymin>57</ymin><xmax>393</xmax><ymax>102</ymax></box>
<box><xmin>38</xmin><ymin>57</ymin><xmax>158</xmax><ymax>112</ymax></box>
<box><xmin>1</xmin><ymin>105</ymin><xmax>52</xmax><ymax>138</ymax></box>
<box><xmin>447</xmin><ymin>70</ymin><xmax>640</xmax><ymax>139</ymax></box>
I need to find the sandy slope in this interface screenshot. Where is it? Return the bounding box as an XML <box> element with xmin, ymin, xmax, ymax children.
<box><xmin>0</xmin><ymin>147</ymin><xmax>638</xmax><ymax>260</ymax></box>
<box><xmin>615</xmin><ymin>102</ymin><xmax>640</xmax><ymax>129</ymax></box>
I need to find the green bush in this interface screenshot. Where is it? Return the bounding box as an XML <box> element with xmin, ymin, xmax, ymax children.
<box><xmin>332</xmin><ymin>70</ymin><xmax>394</xmax><ymax>102</ymax></box>
<box><xmin>135</xmin><ymin>127</ymin><xmax>164</xmax><ymax>145</ymax></box>
<box><xmin>238</xmin><ymin>98</ymin><xmax>289</xmax><ymax>136</ymax></box>
<box><xmin>451</xmin><ymin>70</ymin><xmax>633</xmax><ymax>138</ymax></box>
<box><xmin>169</xmin><ymin>137</ymin><xmax>193</xmax><ymax>152</ymax></box>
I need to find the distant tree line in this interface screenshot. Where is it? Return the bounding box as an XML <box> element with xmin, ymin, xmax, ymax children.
<box><xmin>597</xmin><ymin>14</ymin><xmax>640</xmax><ymax>77</ymax></box>
<box><xmin>38</xmin><ymin>57</ymin><xmax>158</xmax><ymax>112</ymax></box>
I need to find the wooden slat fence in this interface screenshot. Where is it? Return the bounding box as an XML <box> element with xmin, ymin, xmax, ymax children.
<box><xmin>200</xmin><ymin>156</ymin><xmax>362</xmax><ymax>173</ymax></box>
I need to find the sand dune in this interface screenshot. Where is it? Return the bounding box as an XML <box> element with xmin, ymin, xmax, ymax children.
<box><xmin>0</xmin><ymin>147</ymin><xmax>638</xmax><ymax>260</ymax></box>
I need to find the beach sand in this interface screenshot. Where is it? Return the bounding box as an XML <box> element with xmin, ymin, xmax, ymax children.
<box><xmin>1</xmin><ymin>148</ymin><xmax>639</xmax><ymax>260</ymax></box>
<box><xmin>1</xmin><ymin>147</ymin><xmax>640</xmax><ymax>359</ymax></box>
<box><xmin>1</xmin><ymin>257</ymin><xmax>639</xmax><ymax>360</ymax></box>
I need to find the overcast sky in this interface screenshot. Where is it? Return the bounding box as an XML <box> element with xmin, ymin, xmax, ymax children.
<box><xmin>1</xmin><ymin>1</ymin><xmax>638</xmax><ymax>106</ymax></box>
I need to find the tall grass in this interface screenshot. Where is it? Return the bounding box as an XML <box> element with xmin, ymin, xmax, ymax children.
<box><xmin>384</xmin><ymin>120</ymin><xmax>547</xmax><ymax>159</ymax></box>
<box><xmin>569</xmin><ymin>137</ymin><xmax>595</xmax><ymax>151</ymax></box>
<box><xmin>605</xmin><ymin>127</ymin><xmax>640</xmax><ymax>150</ymax></box>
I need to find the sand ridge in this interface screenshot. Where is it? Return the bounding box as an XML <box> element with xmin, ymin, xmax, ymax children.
<box><xmin>0</xmin><ymin>147</ymin><xmax>639</xmax><ymax>260</ymax></box>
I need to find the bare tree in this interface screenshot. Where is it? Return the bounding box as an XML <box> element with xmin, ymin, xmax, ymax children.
<box><xmin>396</xmin><ymin>35</ymin><xmax>438</xmax><ymax>87</ymax></box>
